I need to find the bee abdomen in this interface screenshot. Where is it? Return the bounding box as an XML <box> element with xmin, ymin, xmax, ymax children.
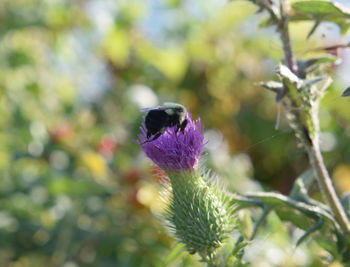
<box><xmin>145</xmin><ymin>110</ymin><xmax>168</xmax><ymax>137</ymax></box>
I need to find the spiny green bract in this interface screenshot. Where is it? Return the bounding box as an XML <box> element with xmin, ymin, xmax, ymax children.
<box><xmin>164</xmin><ymin>170</ymin><xmax>236</xmax><ymax>260</ymax></box>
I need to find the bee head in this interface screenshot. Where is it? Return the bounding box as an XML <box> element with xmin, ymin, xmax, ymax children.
<box><xmin>177</xmin><ymin>107</ymin><xmax>187</xmax><ymax>122</ymax></box>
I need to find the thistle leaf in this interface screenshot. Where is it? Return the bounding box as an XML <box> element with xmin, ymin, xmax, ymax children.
<box><xmin>295</xmin><ymin>218</ymin><xmax>324</xmax><ymax>247</ymax></box>
<box><xmin>290</xmin><ymin>169</ymin><xmax>315</xmax><ymax>202</ymax></box>
<box><xmin>341</xmin><ymin>86</ymin><xmax>350</xmax><ymax>97</ymax></box>
<box><xmin>259</xmin><ymin>81</ymin><xmax>283</xmax><ymax>92</ymax></box>
<box><xmin>275</xmin><ymin>64</ymin><xmax>303</xmax><ymax>102</ymax></box>
<box><xmin>291</xmin><ymin>0</ymin><xmax>350</xmax><ymax>34</ymax></box>
<box><xmin>292</xmin><ymin>1</ymin><xmax>350</xmax><ymax>18</ymax></box>
<box><xmin>307</xmin><ymin>20</ymin><xmax>321</xmax><ymax>39</ymax></box>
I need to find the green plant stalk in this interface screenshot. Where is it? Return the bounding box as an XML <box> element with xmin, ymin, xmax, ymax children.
<box><xmin>278</xmin><ymin>0</ymin><xmax>297</xmax><ymax>74</ymax></box>
<box><xmin>278</xmin><ymin>0</ymin><xmax>350</xmax><ymax>234</ymax></box>
<box><xmin>306</xmin><ymin>140</ymin><xmax>350</xmax><ymax>234</ymax></box>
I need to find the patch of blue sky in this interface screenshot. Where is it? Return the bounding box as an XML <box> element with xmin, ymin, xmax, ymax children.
<box><xmin>48</xmin><ymin>0</ymin><xmax>120</xmax><ymax>103</ymax></box>
<box><xmin>85</xmin><ymin>0</ymin><xmax>115</xmax><ymax>36</ymax></box>
<box><xmin>51</xmin><ymin>28</ymin><xmax>112</xmax><ymax>103</ymax></box>
<box><xmin>331</xmin><ymin>0</ymin><xmax>350</xmax><ymax>84</ymax></box>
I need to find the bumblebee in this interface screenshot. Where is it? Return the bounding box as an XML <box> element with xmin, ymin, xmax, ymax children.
<box><xmin>141</xmin><ymin>103</ymin><xmax>188</xmax><ymax>144</ymax></box>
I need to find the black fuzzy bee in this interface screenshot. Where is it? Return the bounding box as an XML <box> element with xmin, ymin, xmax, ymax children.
<box><xmin>141</xmin><ymin>103</ymin><xmax>188</xmax><ymax>144</ymax></box>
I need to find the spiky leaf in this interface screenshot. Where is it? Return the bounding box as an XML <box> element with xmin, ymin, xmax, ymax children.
<box><xmin>291</xmin><ymin>1</ymin><xmax>350</xmax><ymax>34</ymax></box>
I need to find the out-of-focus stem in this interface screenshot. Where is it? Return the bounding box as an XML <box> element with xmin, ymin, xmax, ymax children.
<box><xmin>278</xmin><ymin>0</ymin><xmax>297</xmax><ymax>74</ymax></box>
<box><xmin>278</xmin><ymin>0</ymin><xmax>350</xmax><ymax>234</ymax></box>
<box><xmin>307</xmin><ymin>143</ymin><xmax>350</xmax><ymax>234</ymax></box>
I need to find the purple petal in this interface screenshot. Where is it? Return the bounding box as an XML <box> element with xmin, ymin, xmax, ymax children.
<box><xmin>138</xmin><ymin>112</ymin><xmax>205</xmax><ymax>172</ymax></box>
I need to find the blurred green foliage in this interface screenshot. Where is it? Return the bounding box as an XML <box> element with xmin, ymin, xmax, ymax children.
<box><xmin>1</xmin><ymin>0</ymin><xmax>350</xmax><ymax>266</ymax></box>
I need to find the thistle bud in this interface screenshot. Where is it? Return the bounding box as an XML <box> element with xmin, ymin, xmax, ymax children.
<box><xmin>139</xmin><ymin>111</ymin><xmax>235</xmax><ymax>260</ymax></box>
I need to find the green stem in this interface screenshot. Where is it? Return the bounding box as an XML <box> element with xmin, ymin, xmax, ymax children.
<box><xmin>306</xmin><ymin>143</ymin><xmax>350</xmax><ymax>234</ymax></box>
<box><xmin>278</xmin><ymin>0</ymin><xmax>297</xmax><ymax>74</ymax></box>
<box><xmin>277</xmin><ymin>0</ymin><xmax>350</xmax><ymax>234</ymax></box>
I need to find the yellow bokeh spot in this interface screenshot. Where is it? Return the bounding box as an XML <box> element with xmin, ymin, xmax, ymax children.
<box><xmin>0</xmin><ymin>150</ymin><xmax>10</xmax><ymax>169</ymax></box>
<box><xmin>137</xmin><ymin>183</ymin><xmax>167</xmax><ymax>213</ymax></box>
<box><xmin>78</xmin><ymin>109</ymin><xmax>96</xmax><ymax>128</ymax></box>
<box><xmin>136</xmin><ymin>41</ymin><xmax>188</xmax><ymax>81</ymax></box>
<box><xmin>40</xmin><ymin>211</ymin><xmax>56</xmax><ymax>227</ymax></box>
<box><xmin>103</xmin><ymin>28</ymin><xmax>129</xmax><ymax>66</ymax></box>
<box><xmin>328</xmin><ymin>262</ymin><xmax>344</xmax><ymax>267</ymax></box>
<box><xmin>56</xmin><ymin>78</ymin><xmax>76</xmax><ymax>104</ymax></box>
<box><xmin>33</xmin><ymin>229</ymin><xmax>50</xmax><ymax>245</ymax></box>
<box><xmin>82</xmin><ymin>151</ymin><xmax>108</xmax><ymax>179</ymax></box>
<box><xmin>333</xmin><ymin>164</ymin><xmax>350</xmax><ymax>194</ymax></box>
<box><xmin>152</xmin><ymin>49</ymin><xmax>188</xmax><ymax>82</ymax></box>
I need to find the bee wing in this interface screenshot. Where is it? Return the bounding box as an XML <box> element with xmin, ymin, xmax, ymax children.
<box><xmin>140</xmin><ymin>106</ymin><xmax>165</xmax><ymax>112</ymax></box>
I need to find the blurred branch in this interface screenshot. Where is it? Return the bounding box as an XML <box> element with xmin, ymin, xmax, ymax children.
<box><xmin>278</xmin><ymin>0</ymin><xmax>297</xmax><ymax>74</ymax></box>
<box><xmin>247</xmin><ymin>0</ymin><xmax>350</xmax><ymax>236</ymax></box>
<box><xmin>276</xmin><ymin>0</ymin><xmax>350</xmax><ymax>235</ymax></box>
<box><xmin>306</xmin><ymin>143</ymin><xmax>350</xmax><ymax>234</ymax></box>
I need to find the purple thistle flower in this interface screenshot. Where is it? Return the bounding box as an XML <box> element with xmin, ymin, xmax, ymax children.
<box><xmin>138</xmin><ymin>112</ymin><xmax>205</xmax><ymax>172</ymax></box>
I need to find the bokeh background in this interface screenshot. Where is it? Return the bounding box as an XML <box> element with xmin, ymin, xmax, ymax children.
<box><xmin>1</xmin><ymin>0</ymin><xmax>350</xmax><ymax>266</ymax></box>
